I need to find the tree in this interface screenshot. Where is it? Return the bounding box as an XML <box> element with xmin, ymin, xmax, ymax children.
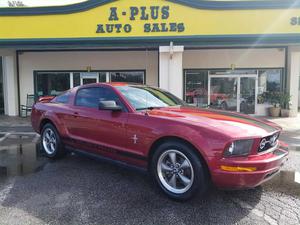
<box><xmin>7</xmin><ymin>1</ymin><xmax>26</xmax><ymax>7</ymax></box>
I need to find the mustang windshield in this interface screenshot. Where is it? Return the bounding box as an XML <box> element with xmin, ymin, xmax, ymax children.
<box><xmin>116</xmin><ymin>86</ymin><xmax>186</xmax><ymax>110</ymax></box>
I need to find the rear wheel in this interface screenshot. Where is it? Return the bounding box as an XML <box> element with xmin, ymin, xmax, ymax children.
<box><xmin>41</xmin><ymin>123</ymin><xmax>65</xmax><ymax>159</ymax></box>
<box><xmin>151</xmin><ymin>141</ymin><xmax>209</xmax><ymax>201</ymax></box>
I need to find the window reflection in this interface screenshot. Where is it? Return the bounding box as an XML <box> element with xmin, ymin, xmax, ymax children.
<box><xmin>110</xmin><ymin>71</ymin><xmax>144</xmax><ymax>84</ymax></box>
<box><xmin>185</xmin><ymin>70</ymin><xmax>208</xmax><ymax>108</ymax></box>
<box><xmin>185</xmin><ymin>69</ymin><xmax>283</xmax><ymax>110</ymax></box>
<box><xmin>258</xmin><ymin>69</ymin><xmax>283</xmax><ymax>104</ymax></box>
<box><xmin>210</xmin><ymin>77</ymin><xmax>238</xmax><ymax>111</ymax></box>
<box><xmin>36</xmin><ymin>72</ymin><xmax>70</xmax><ymax>97</ymax></box>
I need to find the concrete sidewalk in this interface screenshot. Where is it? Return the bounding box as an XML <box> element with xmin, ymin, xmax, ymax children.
<box><xmin>0</xmin><ymin>115</ymin><xmax>33</xmax><ymax>132</ymax></box>
<box><xmin>262</xmin><ymin>114</ymin><xmax>300</xmax><ymax>131</ymax></box>
<box><xmin>261</xmin><ymin>114</ymin><xmax>300</xmax><ymax>150</ymax></box>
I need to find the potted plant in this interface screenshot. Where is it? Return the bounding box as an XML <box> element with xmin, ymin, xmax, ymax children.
<box><xmin>280</xmin><ymin>93</ymin><xmax>291</xmax><ymax>117</ymax></box>
<box><xmin>268</xmin><ymin>92</ymin><xmax>281</xmax><ymax>117</ymax></box>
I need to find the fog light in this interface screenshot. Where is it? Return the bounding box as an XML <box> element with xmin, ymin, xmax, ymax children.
<box><xmin>220</xmin><ymin>165</ymin><xmax>257</xmax><ymax>172</ymax></box>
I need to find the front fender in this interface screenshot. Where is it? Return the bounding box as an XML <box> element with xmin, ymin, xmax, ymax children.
<box><xmin>148</xmin><ymin>123</ymin><xmax>229</xmax><ymax>169</ymax></box>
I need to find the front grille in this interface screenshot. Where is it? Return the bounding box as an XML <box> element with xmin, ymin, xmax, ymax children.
<box><xmin>258</xmin><ymin>132</ymin><xmax>280</xmax><ymax>153</ymax></box>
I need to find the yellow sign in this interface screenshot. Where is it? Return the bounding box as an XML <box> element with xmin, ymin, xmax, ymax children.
<box><xmin>1</xmin><ymin>0</ymin><xmax>300</xmax><ymax>39</ymax></box>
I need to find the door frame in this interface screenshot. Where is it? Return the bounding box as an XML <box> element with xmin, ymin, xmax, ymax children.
<box><xmin>80</xmin><ymin>72</ymin><xmax>99</xmax><ymax>85</ymax></box>
<box><xmin>208</xmin><ymin>73</ymin><xmax>258</xmax><ymax>114</ymax></box>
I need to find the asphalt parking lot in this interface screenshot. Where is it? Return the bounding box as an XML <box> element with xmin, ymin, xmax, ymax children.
<box><xmin>0</xmin><ymin>132</ymin><xmax>300</xmax><ymax>225</ymax></box>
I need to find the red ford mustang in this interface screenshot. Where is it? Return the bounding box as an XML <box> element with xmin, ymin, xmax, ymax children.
<box><xmin>31</xmin><ymin>83</ymin><xmax>288</xmax><ymax>200</ymax></box>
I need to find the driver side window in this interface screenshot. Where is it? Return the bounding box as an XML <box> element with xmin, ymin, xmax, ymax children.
<box><xmin>99</xmin><ymin>87</ymin><xmax>126</xmax><ymax>111</ymax></box>
<box><xmin>75</xmin><ymin>87</ymin><xmax>100</xmax><ymax>108</ymax></box>
<box><xmin>75</xmin><ymin>87</ymin><xmax>125</xmax><ymax>110</ymax></box>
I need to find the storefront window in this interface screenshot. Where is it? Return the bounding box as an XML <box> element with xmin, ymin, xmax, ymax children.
<box><xmin>99</xmin><ymin>72</ymin><xmax>107</xmax><ymax>82</ymax></box>
<box><xmin>35</xmin><ymin>72</ymin><xmax>70</xmax><ymax>97</ymax></box>
<box><xmin>209</xmin><ymin>69</ymin><xmax>257</xmax><ymax>76</ymax></box>
<box><xmin>0</xmin><ymin>57</ymin><xmax>4</xmax><ymax>114</ymax></box>
<box><xmin>185</xmin><ymin>68</ymin><xmax>284</xmax><ymax>114</ymax></box>
<box><xmin>73</xmin><ymin>71</ymin><xmax>144</xmax><ymax>87</ymax></box>
<box><xmin>35</xmin><ymin>70</ymin><xmax>145</xmax><ymax>98</ymax></box>
<box><xmin>110</xmin><ymin>71</ymin><xmax>144</xmax><ymax>84</ymax></box>
<box><xmin>210</xmin><ymin>77</ymin><xmax>238</xmax><ymax>111</ymax></box>
<box><xmin>73</xmin><ymin>73</ymin><xmax>81</xmax><ymax>87</ymax></box>
<box><xmin>258</xmin><ymin>69</ymin><xmax>283</xmax><ymax>103</ymax></box>
<box><xmin>184</xmin><ymin>70</ymin><xmax>208</xmax><ymax>108</ymax></box>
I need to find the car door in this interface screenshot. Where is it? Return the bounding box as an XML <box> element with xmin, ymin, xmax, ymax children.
<box><xmin>64</xmin><ymin>86</ymin><xmax>128</xmax><ymax>157</ymax></box>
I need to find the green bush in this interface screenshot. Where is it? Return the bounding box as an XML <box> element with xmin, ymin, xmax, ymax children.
<box><xmin>267</xmin><ymin>91</ymin><xmax>281</xmax><ymax>107</ymax></box>
<box><xmin>279</xmin><ymin>92</ymin><xmax>291</xmax><ymax>109</ymax></box>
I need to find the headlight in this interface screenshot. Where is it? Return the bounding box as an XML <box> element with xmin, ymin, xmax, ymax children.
<box><xmin>224</xmin><ymin>139</ymin><xmax>254</xmax><ymax>157</ymax></box>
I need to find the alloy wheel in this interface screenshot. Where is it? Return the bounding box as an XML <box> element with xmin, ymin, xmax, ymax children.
<box><xmin>42</xmin><ymin>128</ymin><xmax>57</xmax><ymax>155</ymax></box>
<box><xmin>157</xmin><ymin>149</ymin><xmax>194</xmax><ymax>194</ymax></box>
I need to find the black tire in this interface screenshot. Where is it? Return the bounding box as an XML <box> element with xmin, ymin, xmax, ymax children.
<box><xmin>151</xmin><ymin>141</ymin><xmax>209</xmax><ymax>201</ymax></box>
<box><xmin>40</xmin><ymin>123</ymin><xmax>65</xmax><ymax>159</ymax></box>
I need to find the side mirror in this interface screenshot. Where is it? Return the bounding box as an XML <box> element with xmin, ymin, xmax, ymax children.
<box><xmin>99</xmin><ymin>100</ymin><xmax>122</xmax><ymax>112</ymax></box>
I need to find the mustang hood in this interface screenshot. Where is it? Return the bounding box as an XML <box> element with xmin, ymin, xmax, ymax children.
<box><xmin>147</xmin><ymin>106</ymin><xmax>281</xmax><ymax>138</ymax></box>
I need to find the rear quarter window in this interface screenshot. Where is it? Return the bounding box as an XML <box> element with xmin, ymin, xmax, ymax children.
<box><xmin>53</xmin><ymin>92</ymin><xmax>71</xmax><ymax>104</ymax></box>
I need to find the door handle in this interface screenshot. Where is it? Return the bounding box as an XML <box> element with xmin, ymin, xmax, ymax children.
<box><xmin>73</xmin><ymin>112</ymin><xmax>79</xmax><ymax>118</ymax></box>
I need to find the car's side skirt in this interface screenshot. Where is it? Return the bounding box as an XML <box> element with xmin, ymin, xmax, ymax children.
<box><xmin>63</xmin><ymin>137</ymin><xmax>147</xmax><ymax>161</ymax></box>
<box><xmin>65</xmin><ymin>145</ymin><xmax>148</xmax><ymax>174</ymax></box>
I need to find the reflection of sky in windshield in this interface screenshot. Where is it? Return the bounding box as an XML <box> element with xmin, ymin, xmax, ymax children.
<box><xmin>116</xmin><ymin>86</ymin><xmax>181</xmax><ymax>110</ymax></box>
<box><xmin>119</xmin><ymin>87</ymin><xmax>168</xmax><ymax>109</ymax></box>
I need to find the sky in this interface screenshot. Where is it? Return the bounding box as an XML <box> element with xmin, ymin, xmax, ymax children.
<box><xmin>0</xmin><ymin>0</ymin><xmax>85</xmax><ymax>7</ymax></box>
<box><xmin>0</xmin><ymin>0</ymin><xmax>270</xmax><ymax>7</ymax></box>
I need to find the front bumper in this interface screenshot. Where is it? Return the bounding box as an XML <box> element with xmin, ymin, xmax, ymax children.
<box><xmin>212</xmin><ymin>143</ymin><xmax>289</xmax><ymax>189</ymax></box>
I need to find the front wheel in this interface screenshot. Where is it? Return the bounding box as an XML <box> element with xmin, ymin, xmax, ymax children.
<box><xmin>41</xmin><ymin>123</ymin><xmax>65</xmax><ymax>159</ymax></box>
<box><xmin>151</xmin><ymin>141</ymin><xmax>209</xmax><ymax>201</ymax></box>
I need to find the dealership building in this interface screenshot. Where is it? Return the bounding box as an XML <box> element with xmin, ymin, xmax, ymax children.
<box><xmin>0</xmin><ymin>0</ymin><xmax>300</xmax><ymax>116</ymax></box>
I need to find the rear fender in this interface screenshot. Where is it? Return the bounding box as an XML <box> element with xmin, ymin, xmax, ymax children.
<box><xmin>40</xmin><ymin>111</ymin><xmax>68</xmax><ymax>137</ymax></box>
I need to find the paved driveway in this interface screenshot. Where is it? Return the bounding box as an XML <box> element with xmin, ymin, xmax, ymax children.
<box><xmin>0</xmin><ymin>131</ymin><xmax>299</xmax><ymax>225</ymax></box>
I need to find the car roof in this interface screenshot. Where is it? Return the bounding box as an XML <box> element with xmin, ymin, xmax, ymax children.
<box><xmin>68</xmin><ymin>82</ymin><xmax>157</xmax><ymax>95</ymax></box>
<box><xmin>75</xmin><ymin>82</ymin><xmax>147</xmax><ymax>89</ymax></box>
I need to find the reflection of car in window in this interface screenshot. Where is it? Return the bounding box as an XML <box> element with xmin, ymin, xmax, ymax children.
<box><xmin>31</xmin><ymin>83</ymin><xmax>288</xmax><ymax>201</ymax></box>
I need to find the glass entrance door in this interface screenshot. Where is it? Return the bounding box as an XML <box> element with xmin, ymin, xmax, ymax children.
<box><xmin>240</xmin><ymin>77</ymin><xmax>256</xmax><ymax>114</ymax></box>
<box><xmin>80</xmin><ymin>72</ymin><xmax>99</xmax><ymax>85</ymax></box>
<box><xmin>209</xmin><ymin>76</ymin><xmax>238</xmax><ymax>111</ymax></box>
<box><xmin>208</xmin><ymin>74</ymin><xmax>257</xmax><ymax>114</ymax></box>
